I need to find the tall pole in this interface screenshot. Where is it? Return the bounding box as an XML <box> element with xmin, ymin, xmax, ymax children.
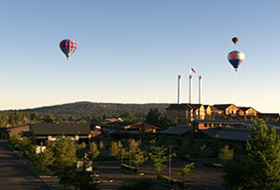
<box><xmin>177</xmin><ymin>75</ymin><xmax>181</xmax><ymax>104</ymax></box>
<box><xmin>169</xmin><ymin>146</ymin><xmax>172</xmax><ymax>179</ymax></box>
<box><xmin>189</xmin><ymin>75</ymin><xmax>192</xmax><ymax>103</ymax></box>
<box><xmin>199</xmin><ymin>75</ymin><xmax>202</xmax><ymax>104</ymax></box>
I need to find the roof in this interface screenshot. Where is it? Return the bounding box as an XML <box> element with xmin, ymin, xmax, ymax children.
<box><xmin>166</xmin><ymin>104</ymin><xmax>202</xmax><ymax>110</ymax></box>
<box><xmin>213</xmin><ymin>104</ymin><xmax>237</xmax><ymax>110</ymax></box>
<box><xmin>238</xmin><ymin>107</ymin><xmax>251</xmax><ymax>111</ymax></box>
<box><xmin>166</xmin><ymin>104</ymin><xmax>186</xmax><ymax>110</ymax></box>
<box><xmin>102</xmin><ymin>121</ymin><xmax>138</xmax><ymax>128</ymax></box>
<box><xmin>203</xmin><ymin>105</ymin><xmax>210</xmax><ymax>109</ymax></box>
<box><xmin>201</xmin><ymin>128</ymin><xmax>251</xmax><ymax>142</ymax></box>
<box><xmin>258</xmin><ymin>113</ymin><xmax>279</xmax><ymax>119</ymax></box>
<box><xmin>30</xmin><ymin>123</ymin><xmax>91</xmax><ymax>135</ymax></box>
<box><xmin>158</xmin><ymin>125</ymin><xmax>192</xmax><ymax>136</ymax></box>
<box><xmin>210</xmin><ymin>106</ymin><xmax>223</xmax><ymax>112</ymax></box>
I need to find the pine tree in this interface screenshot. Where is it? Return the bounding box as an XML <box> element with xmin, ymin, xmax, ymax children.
<box><xmin>148</xmin><ymin>145</ymin><xmax>169</xmax><ymax>174</ymax></box>
<box><xmin>218</xmin><ymin>144</ymin><xmax>233</xmax><ymax>163</ymax></box>
<box><xmin>109</xmin><ymin>141</ymin><xmax>120</xmax><ymax>158</ymax></box>
<box><xmin>89</xmin><ymin>142</ymin><xmax>100</xmax><ymax>160</ymax></box>
<box><xmin>177</xmin><ymin>163</ymin><xmax>195</xmax><ymax>182</ymax></box>
<box><xmin>223</xmin><ymin>121</ymin><xmax>280</xmax><ymax>189</ymax></box>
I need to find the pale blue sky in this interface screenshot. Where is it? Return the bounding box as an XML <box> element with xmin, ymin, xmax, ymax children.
<box><xmin>1</xmin><ymin>1</ymin><xmax>280</xmax><ymax>113</ymax></box>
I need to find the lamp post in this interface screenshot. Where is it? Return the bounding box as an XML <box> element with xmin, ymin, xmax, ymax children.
<box><xmin>169</xmin><ymin>146</ymin><xmax>172</xmax><ymax>179</ymax></box>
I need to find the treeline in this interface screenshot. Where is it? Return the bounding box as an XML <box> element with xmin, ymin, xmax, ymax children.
<box><xmin>14</xmin><ymin>102</ymin><xmax>169</xmax><ymax>117</ymax></box>
<box><xmin>0</xmin><ymin>105</ymin><xmax>172</xmax><ymax>128</ymax></box>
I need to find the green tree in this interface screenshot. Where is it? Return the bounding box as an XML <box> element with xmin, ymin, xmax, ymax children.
<box><xmin>223</xmin><ymin>121</ymin><xmax>280</xmax><ymax>189</ymax></box>
<box><xmin>213</xmin><ymin>134</ymin><xmax>222</xmax><ymax>157</ymax></box>
<box><xmin>52</xmin><ymin>137</ymin><xmax>77</xmax><ymax>178</ymax></box>
<box><xmin>0</xmin><ymin>113</ymin><xmax>9</xmax><ymax>127</ymax></box>
<box><xmin>218</xmin><ymin>144</ymin><xmax>233</xmax><ymax>163</ymax></box>
<box><xmin>89</xmin><ymin>142</ymin><xmax>100</xmax><ymax>160</ymax></box>
<box><xmin>131</xmin><ymin>147</ymin><xmax>147</xmax><ymax>172</ymax></box>
<box><xmin>20</xmin><ymin>137</ymin><xmax>37</xmax><ymax>161</ymax></box>
<box><xmin>120</xmin><ymin>111</ymin><xmax>137</xmax><ymax>121</ymax></box>
<box><xmin>8</xmin><ymin>134</ymin><xmax>21</xmax><ymax>150</ymax></box>
<box><xmin>110</xmin><ymin>141</ymin><xmax>120</xmax><ymax>158</ymax></box>
<box><xmin>177</xmin><ymin>163</ymin><xmax>195</xmax><ymax>184</ymax></box>
<box><xmin>99</xmin><ymin>141</ymin><xmax>104</xmax><ymax>149</ymax></box>
<box><xmin>158</xmin><ymin>115</ymin><xmax>172</xmax><ymax>129</ymax></box>
<box><xmin>129</xmin><ymin>139</ymin><xmax>141</xmax><ymax>166</ymax></box>
<box><xmin>145</xmin><ymin>108</ymin><xmax>161</xmax><ymax>126</ymax></box>
<box><xmin>148</xmin><ymin>145</ymin><xmax>169</xmax><ymax>174</ymax></box>
<box><xmin>180</xmin><ymin>140</ymin><xmax>190</xmax><ymax>155</ymax></box>
<box><xmin>36</xmin><ymin>145</ymin><xmax>55</xmax><ymax>169</ymax></box>
<box><xmin>194</xmin><ymin>140</ymin><xmax>207</xmax><ymax>158</ymax></box>
<box><xmin>77</xmin><ymin>142</ymin><xmax>87</xmax><ymax>158</ymax></box>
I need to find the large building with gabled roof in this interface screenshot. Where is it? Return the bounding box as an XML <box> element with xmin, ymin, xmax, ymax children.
<box><xmin>166</xmin><ymin>104</ymin><xmax>205</xmax><ymax>123</ymax></box>
<box><xmin>166</xmin><ymin>103</ymin><xmax>275</xmax><ymax>124</ymax></box>
<box><xmin>30</xmin><ymin>123</ymin><xmax>91</xmax><ymax>144</ymax></box>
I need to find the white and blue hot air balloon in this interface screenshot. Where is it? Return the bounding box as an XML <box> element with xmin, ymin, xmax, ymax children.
<box><xmin>228</xmin><ymin>50</ymin><xmax>245</xmax><ymax>72</ymax></box>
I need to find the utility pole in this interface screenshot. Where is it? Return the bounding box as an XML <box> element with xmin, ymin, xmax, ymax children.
<box><xmin>169</xmin><ymin>146</ymin><xmax>172</xmax><ymax>179</ymax></box>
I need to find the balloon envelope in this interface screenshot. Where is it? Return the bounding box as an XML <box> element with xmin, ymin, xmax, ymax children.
<box><xmin>228</xmin><ymin>50</ymin><xmax>245</xmax><ymax>71</ymax></box>
<box><xmin>59</xmin><ymin>39</ymin><xmax>77</xmax><ymax>60</ymax></box>
<box><xmin>232</xmin><ymin>37</ymin><xmax>239</xmax><ymax>44</ymax></box>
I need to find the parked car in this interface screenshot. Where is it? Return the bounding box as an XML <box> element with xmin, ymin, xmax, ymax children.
<box><xmin>180</xmin><ymin>154</ymin><xmax>194</xmax><ymax>162</ymax></box>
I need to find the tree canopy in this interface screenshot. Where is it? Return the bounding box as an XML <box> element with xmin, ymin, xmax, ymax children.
<box><xmin>223</xmin><ymin>121</ymin><xmax>280</xmax><ymax>190</ymax></box>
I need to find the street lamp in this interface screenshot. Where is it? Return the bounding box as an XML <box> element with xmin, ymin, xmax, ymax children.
<box><xmin>169</xmin><ymin>146</ymin><xmax>172</xmax><ymax>179</ymax></box>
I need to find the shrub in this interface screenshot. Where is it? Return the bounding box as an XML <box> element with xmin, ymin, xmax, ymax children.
<box><xmin>157</xmin><ymin>174</ymin><xmax>184</xmax><ymax>188</ymax></box>
<box><xmin>203</xmin><ymin>162</ymin><xmax>223</xmax><ymax>169</ymax></box>
<box><xmin>121</xmin><ymin>163</ymin><xmax>138</xmax><ymax>174</ymax></box>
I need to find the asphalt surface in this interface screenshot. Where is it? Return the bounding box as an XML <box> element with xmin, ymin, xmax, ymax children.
<box><xmin>0</xmin><ymin>141</ymin><xmax>50</xmax><ymax>190</ymax></box>
<box><xmin>0</xmin><ymin>140</ymin><xmax>225</xmax><ymax>190</ymax></box>
<box><xmin>96</xmin><ymin>159</ymin><xmax>225</xmax><ymax>190</ymax></box>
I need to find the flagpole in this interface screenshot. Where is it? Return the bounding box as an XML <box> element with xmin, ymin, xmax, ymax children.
<box><xmin>199</xmin><ymin>75</ymin><xmax>202</xmax><ymax>104</ymax></box>
<box><xmin>189</xmin><ymin>68</ymin><xmax>196</xmax><ymax>104</ymax></box>
<box><xmin>189</xmin><ymin>74</ymin><xmax>192</xmax><ymax>104</ymax></box>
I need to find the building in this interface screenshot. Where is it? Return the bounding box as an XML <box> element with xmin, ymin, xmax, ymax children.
<box><xmin>258</xmin><ymin>113</ymin><xmax>279</xmax><ymax>120</ymax></box>
<box><xmin>30</xmin><ymin>123</ymin><xmax>91</xmax><ymax>144</ymax></box>
<box><xmin>238</xmin><ymin>107</ymin><xmax>259</xmax><ymax>117</ymax></box>
<box><xmin>101</xmin><ymin>121</ymin><xmax>158</xmax><ymax>134</ymax></box>
<box><xmin>158</xmin><ymin>125</ymin><xmax>192</xmax><ymax>137</ymax></box>
<box><xmin>192</xmin><ymin>120</ymin><xmax>280</xmax><ymax>142</ymax></box>
<box><xmin>212</xmin><ymin>104</ymin><xmax>239</xmax><ymax>117</ymax></box>
<box><xmin>166</xmin><ymin>103</ymin><xmax>267</xmax><ymax>123</ymax></box>
<box><xmin>166</xmin><ymin>104</ymin><xmax>205</xmax><ymax>123</ymax></box>
<box><xmin>7</xmin><ymin>125</ymin><xmax>30</xmax><ymax>137</ymax></box>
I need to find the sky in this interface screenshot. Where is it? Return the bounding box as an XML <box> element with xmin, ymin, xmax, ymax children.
<box><xmin>1</xmin><ymin>0</ymin><xmax>280</xmax><ymax>113</ymax></box>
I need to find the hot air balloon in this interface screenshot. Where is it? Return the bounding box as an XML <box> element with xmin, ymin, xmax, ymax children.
<box><xmin>232</xmin><ymin>37</ymin><xmax>239</xmax><ymax>44</ymax></box>
<box><xmin>59</xmin><ymin>39</ymin><xmax>77</xmax><ymax>60</ymax></box>
<box><xmin>228</xmin><ymin>50</ymin><xmax>245</xmax><ymax>71</ymax></box>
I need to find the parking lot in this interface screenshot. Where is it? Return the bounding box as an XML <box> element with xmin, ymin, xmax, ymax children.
<box><xmin>96</xmin><ymin>159</ymin><xmax>225</xmax><ymax>190</ymax></box>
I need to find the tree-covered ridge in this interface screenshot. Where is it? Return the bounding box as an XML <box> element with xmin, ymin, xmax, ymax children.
<box><xmin>12</xmin><ymin>101</ymin><xmax>169</xmax><ymax>117</ymax></box>
<box><xmin>0</xmin><ymin>102</ymin><xmax>170</xmax><ymax>127</ymax></box>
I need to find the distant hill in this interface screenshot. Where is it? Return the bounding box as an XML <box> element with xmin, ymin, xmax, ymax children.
<box><xmin>13</xmin><ymin>101</ymin><xmax>170</xmax><ymax>117</ymax></box>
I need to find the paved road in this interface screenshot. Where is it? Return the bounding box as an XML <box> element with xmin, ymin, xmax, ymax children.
<box><xmin>0</xmin><ymin>141</ymin><xmax>50</xmax><ymax>190</ymax></box>
<box><xmin>96</xmin><ymin>159</ymin><xmax>225</xmax><ymax>190</ymax></box>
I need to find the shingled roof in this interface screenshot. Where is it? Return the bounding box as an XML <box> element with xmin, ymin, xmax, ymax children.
<box><xmin>166</xmin><ymin>104</ymin><xmax>202</xmax><ymax>110</ymax></box>
<box><xmin>201</xmin><ymin>128</ymin><xmax>251</xmax><ymax>142</ymax></box>
<box><xmin>158</xmin><ymin>125</ymin><xmax>192</xmax><ymax>136</ymax></box>
<box><xmin>30</xmin><ymin>123</ymin><xmax>91</xmax><ymax>135</ymax></box>
<box><xmin>213</xmin><ymin>104</ymin><xmax>237</xmax><ymax>110</ymax></box>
